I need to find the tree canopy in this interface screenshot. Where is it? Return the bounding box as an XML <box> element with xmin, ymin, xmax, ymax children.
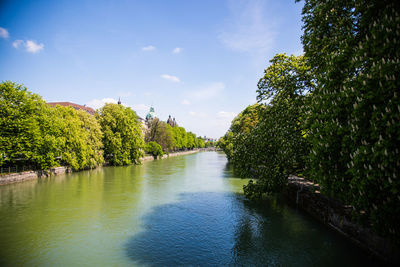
<box><xmin>96</xmin><ymin>103</ymin><xmax>144</xmax><ymax>166</ymax></box>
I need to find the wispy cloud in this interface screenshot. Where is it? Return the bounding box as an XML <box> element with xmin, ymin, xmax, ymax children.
<box><xmin>219</xmin><ymin>0</ymin><xmax>276</xmax><ymax>52</ymax></box>
<box><xmin>161</xmin><ymin>74</ymin><xmax>180</xmax><ymax>83</ymax></box>
<box><xmin>12</xmin><ymin>39</ymin><xmax>45</xmax><ymax>53</ymax></box>
<box><xmin>12</xmin><ymin>40</ymin><xmax>23</xmax><ymax>48</ymax></box>
<box><xmin>87</xmin><ymin>98</ymin><xmax>118</xmax><ymax>109</ymax></box>
<box><xmin>142</xmin><ymin>45</ymin><xmax>155</xmax><ymax>51</ymax></box>
<box><xmin>25</xmin><ymin>40</ymin><xmax>44</xmax><ymax>53</ymax></box>
<box><xmin>0</xmin><ymin>27</ymin><xmax>9</xmax><ymax>39</ymax></box>
<box><xmin>188</xmin><ymin>82</ymin><xmax>225</xmax><ymax>100</ymax></box>
<box><xmin>182</xmin><ymin>99</ymin><xmax>191</xmax><ymax>105</ymax></box>
<box><xmin>172</xmin><ymin>47</ymin><xmax>182</xmax><ymax>54</ymax></box>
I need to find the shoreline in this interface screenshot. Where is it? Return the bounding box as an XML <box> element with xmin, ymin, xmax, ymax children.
<box><xmin>0</xmin><ymin>149</ymin><xmax>203</xmax><ymax>186</ymax></box>
<box><xmin>285</xmin><ymin>175</ymin><xmax>399</xmax><ymax>265</ymax></box>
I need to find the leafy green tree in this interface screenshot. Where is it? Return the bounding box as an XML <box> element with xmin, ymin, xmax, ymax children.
<box><xmin>144</xmin><ymin>141</ymin><xmax>164</xmax><ymax>159</ymax></box>
<box><xmin>0</xmin><ymin>81</ymin><xmax>59</xmax><ymax>169</ymax></box>
<box><xmin>186</xmin><ymin>132</ymin><xmax>197</xmax><ymax>149</ymax></box>
<box><xmin>230</xmin><ymin>104</ymin><xmax>265</xmax><ymax>135</ymax></box>
<box><xmin>220</xmin><ymin>54</ymin><xmax>314</xmax><ymax>199</ymax></box>
<box><xmin>97</xmin><ymin>103</ymin><xmax>144</xmax><ymax>166</ymax></box>
<box><xmin>172</xmin><ymin>126</ymin><xmax>188</xmax><ymax>150</ymax></box>
<box><xmin>145</xmin><ymin>118</ymin><xmax>175</xmax><ymax>153</ymax></box>
<box><xmin>299</xmin><ymin>0</ymin><xmax>400</xmax><ymax>240</ymax></box>
<box><xmin>0</xmin><ymin>81</ymin><xmax>104</xmax><ymax>170</ymax></box>
<box><xmin>196</xmin><ymin>137</ymin><xmax>205</xmax><ymax>148</ymax></box>
<box><xmin>76</xmin><ymin>110</ymin><xmax>104</xmax><ymax>168</ymax></box>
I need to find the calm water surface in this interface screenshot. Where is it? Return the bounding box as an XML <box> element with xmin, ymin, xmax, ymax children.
<box><xmin>0</xmin><ymin>152</ymin><xmax>375</xmax><ymax>266</ymax></box>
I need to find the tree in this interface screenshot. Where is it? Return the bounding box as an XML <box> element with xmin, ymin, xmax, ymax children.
<box><xmin>196</xmin><ymin>137</ymin><xmax>205</xmax><ymax>148</ymax></box>
<box><xmin>96</xmin><ymin>103</ymin><xmax>144</xmax><ymax>166</ymax></box>
<box><xmin>0</xmin><ymin>81</ymin><xmax>60</xmax><ymax>169</ymax></box>
<box><xmin>299</xmin><ymin>0</ymin><xmax>400</xmax><ymax>241</ymax></box>
<box><xmin>186</xmin><ymin>132</ymin><xmax>197</xmax><ymax>149</ymax></box>
<box><xmin>145</xmin><ymin>118</ymin><xmax>175</xmax><ymax>153</ymax></box>
<box><xmin>219</xmin><ymin>54</ymin><xmax>314</xmax><ymax>199</ymax></box>
<box><xmin>172</xmin><ymin>126</ymin><xmax>188</xmax><ymax>150</ymax></box>
<box><xmin>76</xmin><ymin>110</ymin><xmax>104</xmax><ymax>168</ymax></box>
<box><xmin>0</xmin><ymin>81</ymin><xmax>104</xmax><ymax>170</ymax></box>
<box><xmin>144</xmin><ymin>141</ymin><xmax>164</xmax><ymax>159</ymax></box>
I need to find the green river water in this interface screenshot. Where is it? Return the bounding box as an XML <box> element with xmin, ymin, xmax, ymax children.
<box><xmin>0</xmin><ymin>152</ymin><xmax>376</xmax><ymax>266</ymax></box>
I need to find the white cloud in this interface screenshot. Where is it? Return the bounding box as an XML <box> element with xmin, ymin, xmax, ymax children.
<box><xmin>25</xmin><ymin>40</ymin><xmax>44</xmax><ymax>53</ymax></box>
<box><xmin>132</xmin><ymin>103</ymin><xmax>149</xmax><ymax>112</ymax></box>
<box><xmin>189</xmin><ymin>82</ymin><xmax>225</xmax><ymax>100</ymax></box>
<box><xmin>142</xmin><ymin>45</ymin><xmax>155</xmax><ymax>51</ymax></box>
<box><xmin>182</xmin><ymin>99</ymin><xmax>191</xmax><ymax>105</ymax></box>
<box><xmin>87</xmin><ymin>98</ymin><xmax>118</xmax><ymax>109</ymax></box>
<box><xmin>161</xmin><ymin>74</ymin><xmax>180</xmax><ymax>83</ymax></box>
<box><xmin>172</xmin><ymin>47</ymin><xmax>182</xmax><ymax>54</ymax></box>
<box><xmin>12</xmin><ymin>40</ymin><xmax>23</xmax><ymax>48</ymax></box>
<box><xmin>0</xmin><ymin>27</ymin><xmax>9</xmax><ymax>39</ymax></box>
<box><xmin>219</xmin><ymin>0</ymin><xmax>276</xmax><ymax>52</ymax></box>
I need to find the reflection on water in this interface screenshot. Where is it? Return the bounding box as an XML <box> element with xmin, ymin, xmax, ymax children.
<box><xmin>125</xmin><ymin>192</ymin><xmax>375</xmax><ymax>267</ymax></box>
<box><xmin>0</xmin><ymin>152</ymin><xmax>376</xmax><ymax>266</ymax></box>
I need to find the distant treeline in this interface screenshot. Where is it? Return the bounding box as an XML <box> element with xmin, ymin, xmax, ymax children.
<box><xmin>0</xmin><ymin>81</ymin><xmax>209</xmax><ymax>170</ymax></box>
<box><xmin>218</xmin><ymin>0</ymin><xmax>399</xmax><ymax>243</ymax></box>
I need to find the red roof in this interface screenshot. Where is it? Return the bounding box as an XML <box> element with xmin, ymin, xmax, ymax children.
<box><xmin>48</xmin><ymin>102</ymin><xmax>96</xmax><ymax>115</ymax></box>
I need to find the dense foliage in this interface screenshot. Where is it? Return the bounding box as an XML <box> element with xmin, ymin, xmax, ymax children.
<box><xmin>145</xmin><ymin>118</ymin><xmax>175</xmax><ymax>153</ymax></box>
<box><xmin>219</xmin><ymin>55</ymin><xmax>313</xmax><ymax>199</ymax></box>
<box><xmin>0</xmin><ymin>81</ymin><xmax>104</xmax><ymax>170</ymax></box>
<box><xmin>172</xmin><ymin>126</ymin><xmax>188</xmax><ymax>150</ymax></box>
<box><xmin>299</xmin><ymin>0</ymin><xmax>400</xmax><ymax>241</ymax></box>
<box><xmin>220</xmin><ymin>0</ymin><xmax>399</xmax><ymax>242</ymax></box>
<box><xmin>144</xmin><ymin>141</ymin><xmax>164</xmax><ymax>159</ymax></box>
<box><xmin>96</xmin><ymin>103</ymin><xmax>144</xmax><ymax>166</ymax></box>
<box><xmin>145</xmin><ymin>119</ymin><xmax>205</xmax><ymax>152</ymax></box>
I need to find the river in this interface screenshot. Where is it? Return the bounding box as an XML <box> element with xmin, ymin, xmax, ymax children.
<box><xmin>0</xmin><ymin>151</ymin><xmax>375</xmax><ymax>266</ymax></box>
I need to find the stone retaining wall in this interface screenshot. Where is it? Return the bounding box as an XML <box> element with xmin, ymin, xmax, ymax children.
<box><xmin>0</xmin><ymin>167</ymin><xmax>71</xmax><ymax>186</ymax></box>
<box><xmin>142</xmin><ymin>149</ymin><xmax>200</xmax><ymax>161</ymax></box>
<box><xmin>285</xmin><ymin>175</ymin><xmax>399</xmax><ymax>265</ymax></box>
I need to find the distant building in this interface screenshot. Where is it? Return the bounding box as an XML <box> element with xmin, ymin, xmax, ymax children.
<box><xmin>146</xmin><ymin>106</ymin><xmax>156</xmax><ymax>121</ymax></box>
<box><xmin>47</xmin><ymin>102</ymin><xmax>96</xmax><ymax>115</ymax></box>
<box><xmin>167</xmin><ymin>115</ymin><xmax>177</xmax><ymax>127</ymax></box>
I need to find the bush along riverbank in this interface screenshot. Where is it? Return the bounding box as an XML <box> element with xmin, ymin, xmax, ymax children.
<box><xmin>0</xmin><ymin>149</ymin><xmax>202</xmax><ymax>186</ymax></box>
<box><xmin>217</xmin><ymin>1</ymin><xmax>399</xmax><ymax>263</ymax></box>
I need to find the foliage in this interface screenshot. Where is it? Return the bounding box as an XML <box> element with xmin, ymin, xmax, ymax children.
<box><xmin>144</xmin><ymin>141</ymin><xmax>164</xmax><ymax>159</ymax></box>
<box><xmin>0</xmin><ymin>81</ymin><xmax>104</xmax><ymax>170</ymax></box>
<box><xmin>186</xmin><ymin>132</ymin><xmax>197</xmax><ymax>149</ymax></box>
<box><xmin>172</xmin><ymin>126</ymin><xmax>188</xmax><ymax>150</ymax></box>
<box><xmin>217</xmin><ymin>132</ymin><xmax>234</xmax><ymax>160</ymax></box>
<box><xmin>299</xmin><ymin>0</ymin><xmax>400</xmax><ymax>241</ymax></box>
<box><xmin>145</xmin><ymin>118</ymin><xmax>175</xmax><ymax>153</ymax></box>
<box><xmin>220</xmin><ymin>54</ymin><xmax>314</xmax><ymax>199</ymax></box>
<box><xmin>230</xmin><ymin>104</ymin><xmax>265</xmax><ymax>135</ymax></box>
<box><xmin>196</xmin><ymin>137</ymin><xmax>205</xmax><ymax>148</ymax></box>
<box><xmin>97</xmin><ymin>103</ymin><xmax>144</xmax><ymax>166</ymax></box>
<box><xmin>0</xmin><ymin>81</ymin><xmax>57</xmax><ymax>169</ymax></box>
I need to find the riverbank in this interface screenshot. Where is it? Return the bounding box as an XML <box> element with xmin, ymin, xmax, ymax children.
<box><xmin>0</xmin><ymin>149</ymin><xmax>202</xmax><ymax>186</ymax></box>
<box><xmin>285</xmin><ymin>175</ymin><xmax>399</xmax><ymax>265</ymax></box>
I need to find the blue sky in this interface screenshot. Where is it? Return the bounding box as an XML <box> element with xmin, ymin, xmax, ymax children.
<box><xmin>0</xmin><ymin>0</ymin><xmax>304</xmax><ymax>138</ymax></box>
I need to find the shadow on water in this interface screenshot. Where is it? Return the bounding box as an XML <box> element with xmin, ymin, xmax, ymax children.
<box><xmin>125</xmin><ymin>191</ymin><xmax>376</xmax><ymax>267</ymax></box>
